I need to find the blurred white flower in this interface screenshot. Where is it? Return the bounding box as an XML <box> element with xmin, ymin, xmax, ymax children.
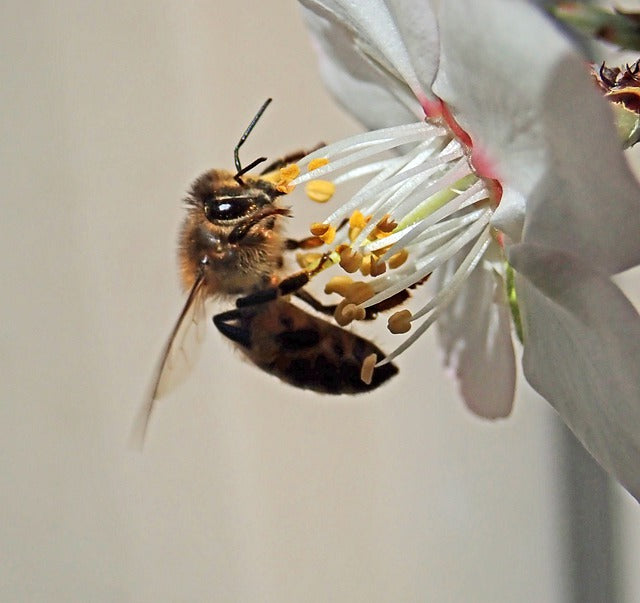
<box><xmin>294</xmin><ymin>0</ymin><xmax>640</xmax><ymax>500</ymax></box>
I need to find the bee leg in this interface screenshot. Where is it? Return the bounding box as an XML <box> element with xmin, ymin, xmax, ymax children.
<box><xmin>213</xmin><ymin>309</ymin><xmax>252</xmax><ymax>348</ymax></box>
<box><xmin>293</xmin><ymin>288</ymin><xmax>409</xmax><ymax>320</ymax></box>
<box><xmin>236</xmin><ymin>272</ymin><xmax>311</xmax><ymax>309</ymax></box>
<box><xmin>293</xmin><ymin>289</ymin><xmax>338</xmax><ymax>317</ymax></box>
<box><xmin>284</xmin><ymin>236</ymin><xmax>324</xmax><ymax>250</ymax></box>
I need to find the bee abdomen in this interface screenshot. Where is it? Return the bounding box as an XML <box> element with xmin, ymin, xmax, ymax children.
<box><xmin>283</xmin><ymin>340</ymin><xmax>398</xmax><ymax>394</ymax></box>
<box><xmin>244</xmin><ymin>300</ymin><xmax>398</xmax><ymax>394</ymax></box>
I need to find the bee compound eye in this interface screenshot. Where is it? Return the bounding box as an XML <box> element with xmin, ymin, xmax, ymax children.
<box><xmin>204</xmin><ymin>196</ymin><xmax>255</xmax><ymax>222</ymax></box>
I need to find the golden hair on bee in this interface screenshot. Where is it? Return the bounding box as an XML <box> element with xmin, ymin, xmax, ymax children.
<box><xmin>132</xmin><ymin>99</ymin><xmax>397</xmax><ymax>446</ymax></box>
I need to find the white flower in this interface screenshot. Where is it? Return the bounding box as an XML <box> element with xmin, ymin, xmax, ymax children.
<box><xmin>294</xmin><ymin>0</ymin><xmax>640</xmax><ymax>500</ymax></box>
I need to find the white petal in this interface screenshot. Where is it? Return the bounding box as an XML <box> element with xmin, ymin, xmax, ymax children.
<box><xmin>433</xmin><ymin>0</ymin><xmax>640</xmax><ymax>273</ymax></box>
<box><xmin>509</xmin><ymin>243</ymin><xmax>640</xmax><ymax>501</ymax></box>
<box><xmin>299</xmin><ymin>0</ymin><xmax>439</xmax><ymax>114</ymax></box>
<box><xmin>491</xmin><ymin>185</ymin><xmax>526</xmax><ymax>244</ymax></box>
<box><xmin>301</xmin><ymin>5</ymin><xmax>420</xmax><ymax>129</ymax></box>
<box><xmin>436</xmin><ymin>243</ymin><xmax>516</xmax><ymax>419</ymax></box>
<box><xmin>376</xmin><ymin>0</ymin><xmax>440</xmax><ymax>95</ymax></box>
<box><xmin>523</xmin><ymin>56</ymin><xmax>640</xmax><ymax>274</ymax></box>
<box><xmin>433</xmin><ymin>0</ymin><xmax>563</xmax><ymax>195</ymax></box>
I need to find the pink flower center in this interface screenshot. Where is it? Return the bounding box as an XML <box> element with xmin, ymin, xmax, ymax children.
<box><xmin>437</xmin><ymin>99</ymin><xmax>503</xmax><ymax>206</ymax></box>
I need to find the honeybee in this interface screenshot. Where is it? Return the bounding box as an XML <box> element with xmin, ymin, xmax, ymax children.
<box><xmin>133</xmin><ymin>100</ymin><xmax>397</xmax><ymax>444</ymax></box>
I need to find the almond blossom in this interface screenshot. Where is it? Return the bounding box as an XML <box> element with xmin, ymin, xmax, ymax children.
<box><xmin>294</xmin><ymin>0</ymin><xmax>640</xmax><ymax>500</ymax></box>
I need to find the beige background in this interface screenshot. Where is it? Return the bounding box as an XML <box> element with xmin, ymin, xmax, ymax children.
<box><xmin>2</xmin><ymin>2</ymin><xmax>639</xmax><ymax>601</ymax></box>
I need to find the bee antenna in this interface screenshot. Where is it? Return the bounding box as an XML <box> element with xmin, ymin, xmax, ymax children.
<box><xmin>234</xmin><ymin>156</ymin><xmax>268</xmax><ymax>183</ymax></box>
<box><xmin>233</xmin><ymin>98</ymin><xmax>272</xmax><ymax>183</ymax></box>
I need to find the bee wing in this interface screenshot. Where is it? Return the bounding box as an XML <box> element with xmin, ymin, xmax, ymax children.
<box><xmin>130</xmin><ymin>274</ymin><xmax>208</xmax><ymax>448</ymax></box>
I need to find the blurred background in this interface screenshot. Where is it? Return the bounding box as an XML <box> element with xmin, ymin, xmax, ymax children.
<box><xmin>1</xmin><ymin>2</ymin><xmax>639</xmax><ymax>601</ymax></box>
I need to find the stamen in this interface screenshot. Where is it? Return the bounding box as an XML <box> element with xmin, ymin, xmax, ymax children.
<box><xmin>333</xmin><ymin>157</ymin><xmax>404</xmax><ymax>185</ymax></box>
<box><xmin>333</xmin><ymin>137</ymin><xmax>443</xmax><ymax>188</ymax></box>
<box><xmin>349</xmin><ymin>210</ymin><xmax>370</xmax><ymax>229</ymax></box>
<box><xmin>410</xmin><ymin>225</ymin><xmax>492</xmax><ymax>321</ymax></box>
<box><xmin>339</xmin><ymin>247</ymin><xmax>363</xmax><ymax>273</ymax></box>
<box><xmin>308</xmin><ymin>157</ymin><xmax>329</xmax><ymax>171</ymax></box>
<box><xmin>380</xmin><ymin>206</ymin><xmax>487</xmax><ymax>253</ymax></box>
<box><xmin>388</xmin><ymin>310</ymin><xmax>412</xmax><ymax>334</ymax></box>
<box><xmin>296</xmin><ymin>116</ymin><xmax>505</xmax><ymax>369</ymax></box>
<box><xmin>296</xmin><ymin>252</ymin><xmax>323</xmax><ymax>271</ymax></box>
<box><xmin>305</xmin><ymin>179</ymin><xmax>335</xmax><ymax>203</ymax></box>
<box><xmin>361</xmin><ymin>209</ymin><xmax>491</xmax><ymax>308</ymax></box>
<box><xmin>378</xmin><ymin>226</ymin><xmax>493</xmax><ymax>365</ymax></box>
<box><xmin>348</xmin><ymin>211</ymin><xmax>371</xmax><ymax>242</ymax></box>
<box><xmin>370</xmin><ymin>245</ymin><xmax>391</xmax><ymax>259</ymax></box>
<box><xmin>395</xmin><ymin>177</ymin><xmax>486</xmax><ymax>232</ymax></box>
<box><xmin>293</xmin><ymin>131</ymin><xmax>444</xmax><ymax>186</ymax></box>
<box><xmin>374</xmin><ymin>178</ymin><xmax>488</xmax><ymax>263</ymax></box>
<box><xmin>330</xmin><ymin>149</ymin><xmax>465</xmax><ymax>233</ymax></box>
<box><xmin>360</xmin><ymin>255</ymin><xmax>372</xmax><ymax>276</ymax></box>
<box><xmin>360</xmin><ymin>353</ymin><xmax>377</xmax><ymax>385</ymax></box>
<box><xmin>275</xmin><ymin>164</ymin><xmax>300</xmax><ymax>193</ymax></box>
<box><xmin>324</xmin><ymin>276</ymin><xmax>354</xmax><ymax>296</ymax></box>
<box><xmin>388</xmin><ymin>249</ymin><xmax>408</xmax><ymax>269</ymax></box>
<box><xmin>369</xmin><ymin>257</ymin><xmax>387</xmax><ymax>276</ymax></box>
<box><xmin>374</xmin><ymin>214</ymin><xmax>397</xmax><ymax>235</ymax></box>
<box><xmin>343</xmin><ymin>281</ymin><xmax>375</xmax><ymax>305</ymax></box>
<box><xmin>334</xmin><ymin>300</ymin><xmax>366</xmax><ymax>326</ymax></box>
<box><xmin>294</xmin><ymin>123</ymin><xmax>444</xmax><ymax>172</ymax></box>
<box><xmin>323</xmin><ymin>157</ymin><xmax>424</xmax><ymax>228</ymax></box>
<box><xmin>280</xmin><ymin>164</ymin><xmax>300</xmax><ymax>179</ymax></box>
<box><xmin>310</xmin><ymin>222</ymin><xmax>336</xmax><ymax>244</ymax></box>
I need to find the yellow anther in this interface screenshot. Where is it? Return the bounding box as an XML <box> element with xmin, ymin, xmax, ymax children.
<box><xmin>309</xmin><ymin>222</ymin><xmax>336</xmax><ymax>244</ymax></box>
<box><xmin>360</xmin><ymin>254</ymin><xmax>371</xmax><ymax>276</ymax></box>
<box><xmin>309</xmin><ymin>222</ymin><xmax>335</xmax><ymax>244</ymax></box>
<box><xmin>296</xmin><ymin>252</ymin><xmax>323</xmax><ymax>271</ymax></box>
<box><xmin>370</xmin><ymin>245</ymin><xmax>390</xmax><ymax>259</ymax></box>
<box><xmin>388</xmin><ymin>249</ymin><xmax>409</xmax><ymax>269</ymax></box>
<box><xmin>308</xmin><ymin>157</ymin><xmax>329</xmax><ymax>171</ymax></box>
<box><xmin>388</xmin><ymin>309</ymin><xmax>413</xmax><ymax>334</ymax></box>
<box><xmin>349</xmin><ymin>210</ymin><xmax>370</xmax><ymax>229</ymax></box>
<box><xmin>369</xmin><ymin>257</ymin><xmax>387</xmax><ymax>277</ymax></box>
<box><xmin>310</xmin><ymin>222</ymin><xmax>328</xmax><ymax>236</ymax></box>
<box><xmin>339</xmin><ymin>247</ymin><xmax>363</xmax><ymax>273</ymax></box>
<box><xmin>352</xmin><ymin>305</ymin><xmax>366</xmax><ymax>321</ymax></box>
<box><xmin>334</xmin><ymin>299</ymin><xmax>353</xmax><ymax>326</ymax></box>
<box><xmin>334</xmin><ymin>300</ymin><xmax>366</xmax><ymax>326</ymax></box>
<box><xmin>344</xmin><ymin>281</ymin><xmax>375</xmax><ymax>305</ymax></box>
<box><xmin>325</xmin><ymin>275</ymin><xmax>354</xmax><ymax>297</ymax></box>
<box><xmin>272</xmin><ymin>163</ymin><xmax>300</xmax><ymax>193</ymax></box>
<box><xmin>376</xmin><ymin>214</ymin><xmax>397</xmax><ymax>233</ymax></box>
<box><xmin>348</xmin><ymin>226</ymin><xmax>362</xmax><ymax>242</ymax></box>
<box><xmin>360</xmin><ymin>354</ymin><xmax>377</xmax><ymax>385</ymax></box>
<box><xmin>322</xmin><ymin>227</ymin><xmax>336</xmax><ymax>244</ymax></box>
<box><xmin>372</xmin><ymin>214</ymin><xmax>398</xmax><ymax>239</ymax></box>
<box><xmin>280</xmin><ymin>163</ymin><xmax>300</xmax><ymax>180</ymax></box>
<box><xmin>275</xmin><ymin>182</ymin><xmax>295</xmax><ymax>194</ymax></box>
<box><xmin>305</xmin><ymin>179</ymin><xmax>335</xmax><ymax>203</ymax></box>
<box><xmin>325</xmin><ymin>276</ymin><xmax>353</xmax><ymax>298</ymax></box>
